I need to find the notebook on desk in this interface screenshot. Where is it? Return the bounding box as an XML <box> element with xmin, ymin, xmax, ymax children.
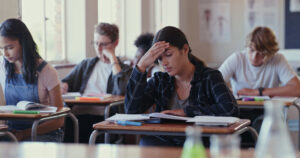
<box><xmin>187</xmin><ymin>116</ymin><xmax>240</xmax><ymax>126</ymax></box>
<box><xmin>106</xmin><ymin>113</ymin><xmax>191</xmax><ymax>121</ymax></box>
<box><xmin>106</xmin><ymin>113</ymin><xmax>239</xmax><ymax>126</ymax></box>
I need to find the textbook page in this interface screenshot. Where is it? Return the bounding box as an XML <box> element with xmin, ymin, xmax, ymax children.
<box><xmin>271</xmin><ymin>96</ymin><xmax>298</xmax><ymax>102</ymax></box>
<box><xmin>0</xmin><ymin>101</ymin><xmax>57</xmax><ymax>113</ymax></box>
<box><xmin>62</xmin><ymin>92</ymin><xmax>81</xmax><ymax>99</ymax></box>
<box><xmin>149</xmin><ymin>113</ymin><xmax>192</xmax><ymax>121</ymax></box>
<box><xmin>106</xmin><ymin>114</ymin><xmax>150</xmax><ymax>121</ymax></box>
<box><xmin>187</xmin><ymin>116</ymin><xmax>240</xmax><ymax>126</ymax></box>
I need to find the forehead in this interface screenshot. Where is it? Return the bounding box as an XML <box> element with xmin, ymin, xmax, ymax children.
<box><xmin>165</xmin><ymin>45</ymin><xmax>178</xmax><ymax>52</ymax></box>
<box><xmin>93</xmin><ymin>33</ymin><xmax>111</xmax><ymax>42</ymax></box>
<box><xmin>0</xmin><ymin>36</ymin><xmax>19</xmax><ymax>46</ymax></box>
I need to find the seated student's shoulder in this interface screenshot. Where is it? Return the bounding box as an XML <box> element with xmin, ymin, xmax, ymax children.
<box><xmin>202</xmin><ymin>66</ymin><xmax>223</xmax><ymax>77</ymax></box>
<box><xmin>270</xmin><ymin>52</ymin><xmax>287</xmax><ymax>63</ymax></box>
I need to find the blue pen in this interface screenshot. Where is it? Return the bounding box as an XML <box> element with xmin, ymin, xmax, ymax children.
<box><xmin>116</xmin><ymin>120</ymin><xmax>142</xmax><ymax>126</ymax></box>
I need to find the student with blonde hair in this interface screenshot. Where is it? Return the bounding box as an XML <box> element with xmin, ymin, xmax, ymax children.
<box><xmin>219</xmin><ymin>26</ymin><xmax>300</xmax><ymax>132</ymax></box>
<box><xmin>219</xmin><ymin>26</ymin><xmax>300</xmax><ymax>97</ymax></box>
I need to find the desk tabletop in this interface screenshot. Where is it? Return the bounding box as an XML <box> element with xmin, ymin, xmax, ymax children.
<box><xmin>0</xmin><ymin>142</ymin><xmax>261</xmax><ymax>158</ymax></box>
<box><xmin>0</xmin><ymin>107</ymin><xmax>70</xmax><ymax>119</ymax></box>
<box><xmin>93</xmin><ymin>119</ymin><xmax>250</xmax><ymax>134</ymax></box>
<box><xmin>237</xmin><ymin>100</ymin><xmax>293</xmax><ymax>107</ymax></box>
<box><xmin>64</xmin><ymin>95</ymin><xmax>124</xmax><ymax>105</ymax></box>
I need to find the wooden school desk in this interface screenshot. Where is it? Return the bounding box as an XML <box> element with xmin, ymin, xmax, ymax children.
<box><xmin>0</xmin><ymin>124</ymin><xmax>17</xmax><ymax>142</ymax></box>
<box><xmin>64</xmin><ymin>95</ymin><xmax>125</xmax><ymax>119</ymax></box>
<box><xmin>89</xmin><ymin>119</ymin><xmax>258</xmax><ymax>145</ymax></box>
<box><xmin>0</xmin><ymin>107</ymin><xmax>79</xmax><ymax>142</ymax></box>
<box><xmin>237</xmin><ymin>100</ymin><xmax>300</xmax><ymax>149</ymax></box>
<box><xmin>0</xmin><ymin>142</ymin><xmax>288</xmax><ymax>158</ymax></box>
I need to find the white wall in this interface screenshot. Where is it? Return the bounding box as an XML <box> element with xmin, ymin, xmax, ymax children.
<box><xmin>1</xmin><ymin>0</ymin><xmax>299</xmax><ymax>71</ymax></box>
<box><xmin>179</xmin><ymin>0</ymin><xmax>300</xmax><ymax>69</ymax></box>
<box><xmin>0</xmin><ymin>0</ymin><xmax>19</xmax><ymax>22</ymax></box>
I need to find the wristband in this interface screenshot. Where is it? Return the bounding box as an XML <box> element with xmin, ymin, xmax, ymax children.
<box><xmin>258</xmin><ymin>87</ymin><xmax>264</xmax><ymax>96</ymax></box>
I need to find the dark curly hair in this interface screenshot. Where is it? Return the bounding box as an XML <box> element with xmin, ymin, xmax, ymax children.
<box><xmin>134</xmin><ymin>33</ymin><xmax>154</xmax><ymax>55</ymax></box>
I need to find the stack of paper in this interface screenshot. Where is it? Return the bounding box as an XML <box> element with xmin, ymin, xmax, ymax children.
<box><xmin>62</xmin><ymin>92</ymin><xmax>81</xmax><ymax>99</ymax></box>
<box><xmin>187</xmin><ymin>116</ymin><xmax>240</xmax><ymax>126</ymax></box>
<box><xmin>271</xmin><ymin>96</ymin><xmax>298</xmax><ymax>102</ymax></box>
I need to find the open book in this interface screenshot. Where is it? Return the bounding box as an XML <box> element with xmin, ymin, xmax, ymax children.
<box><xmin>0</xmin><ymin>101</ymin><xmax>57</xmax><ymax>113</ymax></box>
<box><xmin>106</xmin><ymin>113</ymin><xmax>239</xmax><ymax>126</ymax></box>
<box><xmin>62</xmin><ymin>92</ymin><xmax>113</xmax><ymax>100</ymax></box>
<box><xmin>106</xmin><ymin>113</ymin><xmax>191</xmax><ymax>121</ymax></box>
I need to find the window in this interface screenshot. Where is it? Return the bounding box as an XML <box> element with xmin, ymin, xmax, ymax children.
<box><xmin>21</xmin><ymin>0</ymin><xmax>65</xmax><ymax>62</ymax></box>
<box><xmin>155</xmin><ymin>0</ymin><xmax>179</xmax><ymax>31</ymax></box>
<box><xmin>98</xmin><ymin>0</ymin><xmax>141</xmax><ymax>59</ymax></box>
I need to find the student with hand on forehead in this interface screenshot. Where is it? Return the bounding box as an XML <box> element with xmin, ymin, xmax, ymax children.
<box><xmin>125</xmin><ymin>26</ymin><xmax>238</xmax><ymax>146</ymax></box>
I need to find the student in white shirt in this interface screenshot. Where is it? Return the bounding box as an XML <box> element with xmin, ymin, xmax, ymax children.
<box><xmin>219</xmin><ymin>26</ymin><xmax>300</xmax><ymax>134</ymax></box>
<box><xmin>60</xmin><ymin>22</ymin><xmax>132</xmax><ymax>143</ymax></box>
<box><xmin>219</xmin><ymin>26</ymin><xmax>300</xmax><ymax>97</ymax></box>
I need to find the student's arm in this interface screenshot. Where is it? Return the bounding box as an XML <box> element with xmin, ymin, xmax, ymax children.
<box><xmin>238</xmin><ymin>55</ymin><xmax>300</xmax><ymax>97</ymax></box>
<box><xmin>161</xmin><ymin>109</ymin><xmax>186</xmax><ymax>116</ymax></box>
<box><xmin>14</xmin><ymin>85</ymin><xmax>64</xmax><ymax>141</ymax></box>
<box><xmin>125</xmin><ymin>42</ymin><xmax>169</xmax><ymax>114</ymax></box>
<box><xmin>60</xmin><ymin>82</ymin><xmax>69</xmax><ymax>94</ymax></box>
<box><xmin>110</xmin><ymin>62</ymin><xmax>132</xmax><ymax>95</ymax></box>
<box><xmin>125</xmin><ymin>68</ymin><xmax>157</xmax><ymax>114</ymax></box>
<box><xmin>238</xmin><ymin>76</ymin><xmax>300</xmax><ymax>97</ymax></box>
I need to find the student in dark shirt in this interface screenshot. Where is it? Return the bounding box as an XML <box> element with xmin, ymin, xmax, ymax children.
<box><xmin>133</xmin><ymin>33</ymin><xmax>160</xmax><ymax>78</ymax></box>
<box><xmin>125</xmin><ymin>26</ymin><xmax>238</xmax><ymax>146</ymax></box>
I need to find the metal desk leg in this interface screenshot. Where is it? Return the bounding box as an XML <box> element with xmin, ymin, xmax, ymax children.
<box><xmin>246</xmin><ymin>126</ymin><xmax>259</xmax><ymax>144</ymax></box>
<box><xmin>5</xmin><ymin>131</ymin><xmax>18</xmax><ymax>142</ymax></box>
<box><xmin>0</xmin><ymin>131</ymin><xmax>18</xmax><ymax>142</ymax></box>
<box><xmin>104</xmin><ymin>101</ymin><xmax>125</xmax><ymax>119</ymax></box>
<box><xmin>105</xmin><ymin>133</ymin><xmax>110</xmax><ymax>144</ymax></box>
<box><xmin>291</xmin><ymin>103</ymin><xmax>300</xmax><ymax>150</ymax></box>
<box><xmin>283</xmin><ymin>106</ymin><xmax>289</xmax><ymax>121</ymax></box>
<box><xmin>31</xmin><ymin>120</ymin><xmax>41</xmax><ymax>141</ymax></box>
<box><xmin>68</xmin><ymin>112</ymin><xmax>79</xmax><ymax>143</ymax></box>
<box><xmin>89</xmin><ymin>130</ymin><xmax>102</xmax><ymax>145</ymax></box>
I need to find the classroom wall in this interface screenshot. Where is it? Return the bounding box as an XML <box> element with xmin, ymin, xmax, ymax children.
<box><xmin>0</xmin><ymin>0</ymin><xmax>299</xmax><ymax>71</ymax></box>
<box><xmin>179</xmin><ymin>0</ymin><xmax>286</xmax><ymax>68</ymax></box>
<box><xmin>0</xmin><ymin>0</ymin><xmax>19</xmax><ymax>22</ymax></box>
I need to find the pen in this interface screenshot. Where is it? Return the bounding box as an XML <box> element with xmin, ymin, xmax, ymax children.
<box><xmin>75</xmin><ymin>97</ymin><xmax>101</xmax><ymax>101</ymax></box>
<box><xmin>116</xmin><ymin>120</ymin><xmax>142</xmax><ymax>126</ymax></box>
<box><xmin>13</xmin><ymin>110</ymin><xmax>40</xmax><ymax>114</ymax></box>
<box><xmin>242</xmin><ymin>97</ymin><xmax>255</xmax><ymax>101</ymax></box>
<box><xmin>254</xmin><ymin>98</ymin><xmax>264</xmax><ymax>101</ymax></box>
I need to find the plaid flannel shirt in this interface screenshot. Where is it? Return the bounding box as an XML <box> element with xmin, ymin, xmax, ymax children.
<box><xmin>125</xmin><ymin>59</ymin><xmax>238</xmax><ymax>117</ymax></box>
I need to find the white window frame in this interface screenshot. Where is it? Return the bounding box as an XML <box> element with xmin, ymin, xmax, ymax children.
<box><xmin>19</xmin><ymin>0</ymin><xmax>67</xmax><ymax>63</ymax></box>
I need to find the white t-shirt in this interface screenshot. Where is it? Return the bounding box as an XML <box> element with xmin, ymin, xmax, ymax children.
<box><xmin>219</xmin><ymin>49</ymin><xmax>297</xmax><ymax>95</ymax></box>
<box><xmin>0</xmin><ymin>56</ymin><xmax>60</xmax><ymax>105</ymax></box>
<box><xmin>83</xmin><ymin>60</ymin><xmax>112</xmax><ymax>95</ymax></box>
